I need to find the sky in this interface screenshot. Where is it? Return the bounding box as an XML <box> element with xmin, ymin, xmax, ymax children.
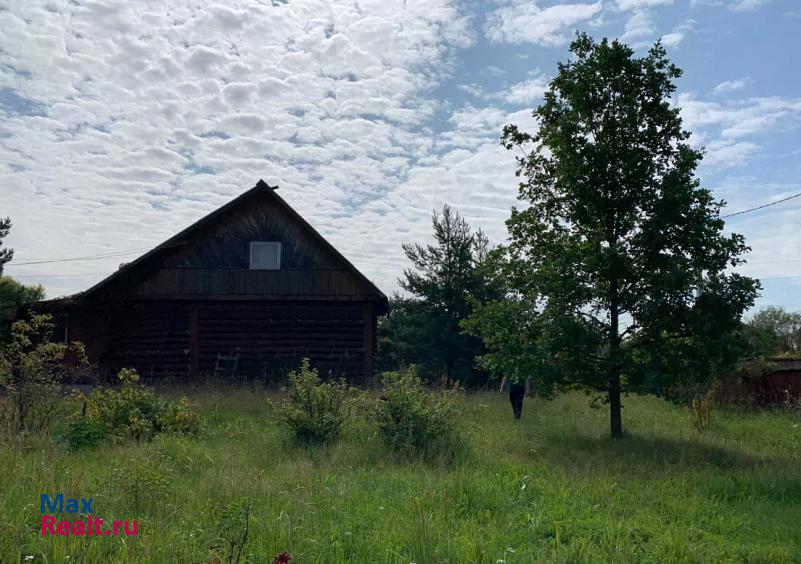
<box><xmin>1</xmin><ymin>0</ymin><xmax>800</xmax><ymax>314</ymax></box>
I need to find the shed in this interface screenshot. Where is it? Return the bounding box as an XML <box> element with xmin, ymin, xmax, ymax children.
<box><xmin>36</xmin><ymin>180</ymin><xmax>388</xmax><ymax>381</ymax></box>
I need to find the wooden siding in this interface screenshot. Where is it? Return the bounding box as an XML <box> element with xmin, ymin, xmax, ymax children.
<box><xmin>160</xmin><ymin>191</ymin><xmax>344</xmax><ymax>271</ymax></box>
<box><xmin>196</xmin><ymin>302</ymin><xmax>366</xmax><ymax>377</ymax></box>
<box><xmin>135</xmin><ymin>268</ymin><xmax>374</xmax><ymax>298</ymax></box>
<box><xmin>36</xmin><ymin>183</ymin><xmax>386</xmax><ymax>381</ymax></box>
<box><xmin>105</xmin><ymin>302</ymin><xmax>190</xmax><ymax>378</ymax></box>
<box><xmin>88</xmin><ymin>188</ymin><xmax>385</xmax><ymax>304</ymax></box>
<box><xmin>99</xmin><ymin>300</ymin><xmax>369</xmax><ymax>379</ymax></box>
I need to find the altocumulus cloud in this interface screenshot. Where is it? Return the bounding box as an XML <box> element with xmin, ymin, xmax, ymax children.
<box><xmin>1</xmin><ymin>0</ymin><xmax>800</xmax><ymax>308</ymax></box>
<box><xmin>0</xmin><ymin>0</ymin><xmax>482</xmax><ymax>295</ymax></box>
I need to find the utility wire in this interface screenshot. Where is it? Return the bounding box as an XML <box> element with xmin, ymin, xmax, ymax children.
<box><xmin>6</xmin><ymin>272</ymin><xmax>109</xmax><ymax>278</ymax></box>
<box><xmin>722</xmin><ymin>190</ymin><xmax>801</xmax><ymax>219</ymax></box>
<box><xmin>10</xmin><ymin>241</ymin><xmax>188</xmax><ymax>266</ymax></box>
<box><xmin>759</xmin><ymin>274</ymin><xmax>801</xmax><ymax>281</ymax></box>
<box><xmin>12</xmin><ymin>249</ymin><xmax>149</xmax><ymax>266</ymax></box>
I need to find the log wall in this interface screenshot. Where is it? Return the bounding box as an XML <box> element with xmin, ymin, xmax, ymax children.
<box><xmin>102</xmin><ymin>300</ymin><xmax>369</xmax><ymax>380</ymax></box>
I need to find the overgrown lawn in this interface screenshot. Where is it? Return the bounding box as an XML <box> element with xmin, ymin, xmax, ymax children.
<box><xmin>1</xmin><ymin>389</ymin><xmax>799</xmax><ymax>562</ymax></box>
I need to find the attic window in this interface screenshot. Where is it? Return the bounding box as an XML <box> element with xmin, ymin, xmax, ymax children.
<box><xmin>250</xmin><ymin>241</ymin><xmax>281</xmax><ymax>270</ymax></box>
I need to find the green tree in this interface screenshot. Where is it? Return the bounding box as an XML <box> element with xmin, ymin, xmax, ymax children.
<box><xmin>0</xmin><ymin>276</ymin><xmax>45</xmax><ymax>343</ymax></box>
<box><xmin>0</xmin><ymin>313</ymin><xmax>86</xmax><ymax>435</ymax></box>
<box><xmin>494</xmin><ymin>34</ymin><xmax>758</xmax><ymax>437</ymax></box>
<box><xmin>0</xmin><ymin>218</ymin><xmax>12</xmax><ymax>276</ymax></box>
<box><xmin>380</xmin><ymin>206</ymin><xmax>499</xmax><ymax>385</ymax></box>
<box><xmin>744</xmin><ymin>306</ymin><xmax>801</xmax><ymax>358</ymax></box>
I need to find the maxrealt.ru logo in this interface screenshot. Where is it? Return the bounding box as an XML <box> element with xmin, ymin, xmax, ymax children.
<box><xmin>40</xmin><ymin>494</ymin><xmax>138</xmax><ymax>537</ymax></box>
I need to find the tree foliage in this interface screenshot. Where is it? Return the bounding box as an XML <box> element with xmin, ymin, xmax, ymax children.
<box><xmin>0</xmin><ymin>276</ymin><xmax>45</xmax><ymax>343</ymax></box>
<box><xmin>0</xmin><ymin>313</ymin><xmax>87</xmax><ymax>435</ymax></box>
<box><xmin>743</xmin><ymin>306</ymin><xmax>801</xmax><ymax>358</ymax></box>
<box><xmin>481</xmin><ymin>34</ymin><xmax>758</xmax><ymax>437</ymax></box>
<box><xmin>462</xmin><ymin>254</ymin><xmax>544</xmax><ymax>389</ymax></box>
<box><xmin>379</xmin><ymin>206</ymin><xmax>501</xmax><ymax>385</ymax></box>
<box><xmin>0</xmin><ymin>217</ymin><xmax>12</xmax><ymax>276</ymax></box>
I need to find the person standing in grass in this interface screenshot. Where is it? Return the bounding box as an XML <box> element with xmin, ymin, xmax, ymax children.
<box><xmin>500</xmin><ymin>376</ymin><xmax>529</xmax><ymax>420</ymax></box>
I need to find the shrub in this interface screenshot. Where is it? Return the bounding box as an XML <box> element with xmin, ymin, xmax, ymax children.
<box><xmin>273</xmin><ymin>358</ymin><xmax>355</xmax><ymax>444</ymax></box>
<box><xmin>58</xmin><ymin>417</ymin><xmax>108</xmax><ymax>450</ymax></box>
<box><xmin>210</xmin><ymin>497</ymin><xmax>253</xmax><ymax>564</ymax></box>
<box><xmin>66</xmin><ymin>368</ymin><xmax>200</xmax><ymax>447</ymax></box>
<box><xmin>690</xmin><ymin>385</ymin><xmax>717</xmax><ymax>435</ymax></box>
<box><xmin>111</xmin><ymin>455</ymin><xmax>174</xmax><ymax>513</ymax></box>
<box><xmin>159</xmin><ymin>396</ymin><xmax>202</xmax><ymax>435</ymax></box>
<box><xmin>372</xmin><ymin>366</ymin><xmax>461</xmax><ymax>457</ymax></box>
<box><xmin>0</xmin><ymin>313</ymin><xmax>86</xmax><ymax>437</ymax></box>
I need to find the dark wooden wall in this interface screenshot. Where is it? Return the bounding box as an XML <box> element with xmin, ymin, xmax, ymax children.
<box><xmin>40</xmin><ymin>187</ymin><xmax>386</xmax><ymax>382</ymax></box>
<box><xmin>161</xmin><ymin>192</ymin><xmax>343</xmax><ymax>271</ymax></box>
<box><xmin>99</xmin><ymin>300</ymin><xmax>372</xmax><ymax>380</ymax></box>
<box><xmin>92</xmin><ymin>190</ymin><xmax>381</xmax><ymax>303</ymax></box>
<box><xmin>135</xmin><ymin>269</ymin><xmax>374</xmax><ymax>298</ymax></box>
<box><xmin>195</xmin><ymin>302</ymin><xmax>366</xmax><ymax>377</ymax></box>
<box><xmin>105</xmin><ymin>302</ymin><xmax>190</xmax><ymax>377</ymax></box>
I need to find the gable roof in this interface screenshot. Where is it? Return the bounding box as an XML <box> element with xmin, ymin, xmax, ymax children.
<box><xmin>79</xmin><ymin>179</ymin><xmax>387</xmax><ymax>306</ymax></box>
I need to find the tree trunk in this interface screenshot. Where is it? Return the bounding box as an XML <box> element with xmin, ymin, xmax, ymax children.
<box><xmin>609</xmin><ymin>371</ymin><xmax>623</xmax><ymax>438</ymax></box>
<box><xmin>609</xmin><ymin>275</ymin><xmax>624</xmax><ymax>438</ymax></box>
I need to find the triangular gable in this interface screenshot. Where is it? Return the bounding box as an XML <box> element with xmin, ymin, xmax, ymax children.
<box><xmin>80</xmin><ymin>180</ymin><xmax>387</xmax><ymax>308</ymax></box>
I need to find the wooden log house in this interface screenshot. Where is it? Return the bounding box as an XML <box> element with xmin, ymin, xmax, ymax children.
<box><xmin>37</xmin><ymin>180</ymin><xmax>388</xmax><ymax>381</ymax></box>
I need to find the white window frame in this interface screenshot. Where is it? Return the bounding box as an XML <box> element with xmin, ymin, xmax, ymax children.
<box><xmin>249</xmin><ymin>241</ymin><xmax>282</xmax><ymax>270</ymax></box>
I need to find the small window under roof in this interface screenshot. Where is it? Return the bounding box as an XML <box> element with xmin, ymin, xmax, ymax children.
<box><xmin>250</xmin><ymin>241</ymin><xmax>281</xmax><ymax>270</ymax></box>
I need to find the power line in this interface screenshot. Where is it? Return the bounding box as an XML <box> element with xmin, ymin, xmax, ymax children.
<box><xmin>747</xmin><ymin>257</ymin><xmax>801</xmax><ymax>265</ymax></box>
<box><xmin>722</xmin><ymin>190</ymin><xmax>801</xmax><ymax>219</ymax></box>
<box><xmin>6</xmin><ymin>272</ymin><xmax>108</xmax><ymax>278</ymax></box>
<box><xmin>10</xmin><ymin>241</ymin><xmax>189</xmax><ymax>266</ymax></box>
<box><xmin>11</xmin><ymin>248</ymin><xmax>149</xmax><ymax>266</ymax></box>
<box><xmin>759</xmin><ymin>274</ymin><xmax>801</xmax><ymax>281</ymax></box>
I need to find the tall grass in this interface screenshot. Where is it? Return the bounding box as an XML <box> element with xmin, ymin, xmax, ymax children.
<box><xmin>1</xmin><ymin>389</ymin><xmax>799</xmax><ymax>562</ymax></box>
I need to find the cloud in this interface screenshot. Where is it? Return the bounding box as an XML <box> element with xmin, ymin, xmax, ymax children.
<box><xmin>729</xmin><ymin>0</ymin><xmax>770</xmax><ymax>11</ymax></box>
<box><xmin>616</xmin><ymin>0</ymin><xmax>674</xmax><ymax>9</ymax></box>
<box><xmin>621</xmin><ymin>10</ymin><xmax>656</xmax><ymax>43</ymax></box>
<box><xmin>501</xmin><ymin>77</ymin><xmax>550</xmax><ymax>105</ymax></box>
<box><xmin>0</xmin><ymin>0</ymin><xmax>795</xmax><ymax>308</ymax></box>
<box><xmin>661</xmin><ymin>20</ymin><xmax>694</xmax><ymax>47</ymax></box>
<box><xmin>677</xmin><ymin>93</ymin><xmax>801</xmax><ymax>169</ymax></box>
<box><xmin>712</xmin><ymin>77</ymin><xmax>752</xmax><ymax>96</ymax></box>
<box><xmin>0</xmin><ymin>0</ymin><xmax>474</xmax><ymax>296</ymax></box>
<box><xmin>464</xmin><ymin>75</ymin><xmax>550</xmax><ymax>107</ymax></box>
<box><xmin>702</xmin><ymin>139</ymin><xmax>761</xmax><ymax>167</ymax></box>
<box><xmin>485</xmin><ymin>1</ymin><xmax>603</xmax><ymax>46</ymax></box>
<box><xmin>679</xmin><ymin>94</ymin><xmax>801</xmax><ymax>140</ymax></box>
<box><xmin>621</xmin><ymin>10</ymin><xmax>692</xmax><ymax>49</ymax></box>
<box><xmin>691</xmin><ymin>0</ymin><xmax>770</xmax><ymax>11</ymax></box>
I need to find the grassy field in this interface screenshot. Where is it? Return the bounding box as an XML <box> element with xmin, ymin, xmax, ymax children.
<box><xmin>1</xmin><ymin>388</ymin><xmax>800</xmax><ymax>563</ymax></box>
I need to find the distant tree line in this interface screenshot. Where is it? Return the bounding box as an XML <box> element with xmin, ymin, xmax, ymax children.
<box><xmin>743</xmin><ymin>306</ymin><xmax>801</xmax><ymax>358</ymax></box>
<box><xmin>0</xmin><ymin>218</ymin><xmax>45</xmax><ymax>343</ymax></box>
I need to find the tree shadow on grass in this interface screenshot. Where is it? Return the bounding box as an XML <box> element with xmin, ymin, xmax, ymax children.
<box><xmin>536</xmin><ymin>432</ymin><xmax>801</xmax><ymax>506</ymax></box>
<box><xmin>538</xmin><ymin>431</ymin><xmax>793</xmax><ymax>474</ymax></box>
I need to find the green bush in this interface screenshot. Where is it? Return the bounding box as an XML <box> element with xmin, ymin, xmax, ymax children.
<box><xmin>274</xmin><ymin>358</ymin><xmax>356</xmax><ymax>444</ymax></box>
<box><xmin>58</xmin><ymin>417</ymin><xmax>108</xmax><ymax>450</ymax></box>
<box><xmin>373</xmin><ymin>366</ymin><xmax>461</xmax><ymax>457</ymax></box>
<box><xmin>0</xmin><ymin>313</ymin><xmax>87</xmax><ymax>437</ymax></box>
<box><xmin>64</xmin><ymin>368</ymin><xmax>200</xmax><ymax>447</ymax></box>
<box><xmin>159</xmin><ymin>396</ymin><xmax>202</xmax><ymax>435</ymax></box>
